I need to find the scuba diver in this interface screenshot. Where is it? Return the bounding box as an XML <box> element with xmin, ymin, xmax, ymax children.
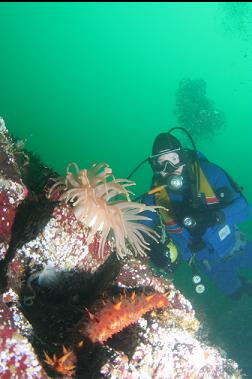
<box><xmin>137</xmin><ymin>128</ymin><xmax>252</xmax><ymax>299</ymax></box>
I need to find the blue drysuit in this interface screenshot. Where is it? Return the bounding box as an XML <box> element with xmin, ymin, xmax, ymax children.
<box><xmin>143</xmin><ymin>154</ymin><xmax>252</xmax><ymax>296</ymax></box>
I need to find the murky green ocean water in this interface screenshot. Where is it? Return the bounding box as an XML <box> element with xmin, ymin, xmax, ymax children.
<box><xmin>0</xmin><ymin>2</ymin><xmax>252</xmax><ymax>376</ymax></box>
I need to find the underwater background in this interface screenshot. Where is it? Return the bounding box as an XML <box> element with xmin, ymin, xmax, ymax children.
<box><xmin>0</xmin><ymin>2</ymin><xmax>252</xmax><ymax>377</ymax></box>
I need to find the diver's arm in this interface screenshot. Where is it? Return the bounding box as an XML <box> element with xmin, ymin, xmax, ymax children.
<box><xmin>206</xmin><ymin>163</ymin><xmax>250</xmax><ymax>225</ymax></box>
<box><xmin>141</xmin><ymin>194</ymin><xmax>175</xmax><ymax>271</ymax></box>
<box><xmin>221</xmin><ymin>192</ymin><xmax>250</xmax><ymax>225</ymax></box>
<box><xmin>140</xmin><ymin>193</ymin><xmax>160</xmax><ymax>228</ymax></box>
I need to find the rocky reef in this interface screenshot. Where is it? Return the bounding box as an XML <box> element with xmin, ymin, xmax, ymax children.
<box><xmin>0</xmin><ymin>117</ymin><xmax>242</xmax><ymax>378</ymax></box>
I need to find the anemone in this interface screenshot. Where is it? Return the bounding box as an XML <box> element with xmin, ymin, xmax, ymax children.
<box><xmin>49</xmin><ymin>162</ymin><xmax>161</xmax><ymax>259</ymax></box>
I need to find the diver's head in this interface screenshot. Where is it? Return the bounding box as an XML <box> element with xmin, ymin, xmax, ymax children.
<box><xmin>150</xmin><ymin>133</ymin><xmax>184</xmax><ymax>178</ymax></box>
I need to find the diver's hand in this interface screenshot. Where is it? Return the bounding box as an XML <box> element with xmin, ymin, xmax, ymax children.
<box><xmin>149</xmin><ymin>242</ymin><xmax>172</xmax><ymax>268</ymax></box>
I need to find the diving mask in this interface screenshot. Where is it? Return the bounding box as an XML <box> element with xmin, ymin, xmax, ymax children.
<box><xmin>149</xmin><ymin>148</ymin><xmax>184</xmax><ymax>175</ymax></box>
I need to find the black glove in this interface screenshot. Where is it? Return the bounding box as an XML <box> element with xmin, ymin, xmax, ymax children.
<box><xmin>149</xmin><ymin>242</ymin><xmax>171</xmax><ymax>267</ymax></box>
<box><xmin>149</xmin><ymin>241</ymin><xmax>179</xmax><ymax>273</ymax></box>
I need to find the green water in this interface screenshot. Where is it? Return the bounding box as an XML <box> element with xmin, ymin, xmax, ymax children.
<box><xmin>0</xmin><ymin>2</ymin><xmax>252</xmax><ymax>376</ymax></box>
